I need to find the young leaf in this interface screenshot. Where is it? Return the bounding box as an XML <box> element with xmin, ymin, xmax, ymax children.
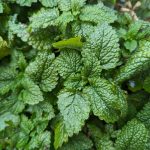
<box><xmin>59</xmin><ymin>133</ymin><xmax>93</xmax><ymax>150</ymax></box>
<box><xmin>57</xmin><ymin>0</ymin><xmax>71</xmax><ymax>12</ymax></box>
<box><xmin>0</xmin><ymin>36</ymin><xmax>10</xmax><ymax>59</ymax></box>
<box><xmin>81</xmin><ymin>49</ymin><xmax>102</xmax><ymax>79</ymax></box>
<box><xmin>0</xmin><ymin>67</ymin><xmax>17</xmax><ymax>95</ymax></box>
<box><xmin>56</xmin><ymin>12</ymin><xmax>74</xmax><ymax>34</ymax></box>
<box><xmin>54</xmin><ymin>119</ymin><xmax>69</xmax><ymax>149</ymax></box>
<box><xmin>143</xmin><ymin>76</ymin><xmax>150</xmax><ymax>93</ymax></box>
<box><xmin>53</xmin><ymin>37</ymin><xmax>83</xmax><ymax>50</ymax></box>
<box><xmin>72</xmin><ymin>22</ymin><xmax>94</xmax><ymax>38</ymax></box>
<box><xmin>19</xmin><ymin>77</ymin><xmax>44</xmax><ymax>105</ymax></box>
<box><xmin>12</xmin><ymin>0</ymin><xmax>37</xmax><ymax>6</ymax></box>
<box><xmin>20</xmin><ymin>115</ymin><xmax>34</xmax><ymax>134</ymax></box>
<box><xmin>28</xmin><ymin>101</ymin><xmax>55</xmax><ymax>121</ymax></box>
<box><xmin>57</xmin><ymin>0</ymin><xmax>86</xmax><ymax>13</ymax></box>
<box><xmin>39</xmin><ymin>0</ymin><xmax>57</xmax><ymax>7</ymax></box>
<box><xmin>0</xmin><ymin>112</ymin><xmax>19</xmax><ymax>131</ymax></box>
<box><xmin>0</xmin><ymin>1</ymin><xmax>3</xmax><ymax>13</ymax></box>
<box><xmin>27</xmin><ymin>131</ymin><xmax>51</xmax><ymax>149</ymax></box>
<box><xmin>55</xmin><ymin>49</ymin><xmax>82</xmax><ymax>79</ymax></box>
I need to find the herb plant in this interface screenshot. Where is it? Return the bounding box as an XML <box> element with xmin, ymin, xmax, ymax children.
<box><xmin>0</xmin><ymin>0</ymin><xmax>150</xmax><ymax>150</ymax></box>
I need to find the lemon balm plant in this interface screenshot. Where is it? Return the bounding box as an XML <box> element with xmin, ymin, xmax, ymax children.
<box><xmin>0</xmin><ymin>0</ymin><xmax>150</xmax><ymax>149</ymax></box>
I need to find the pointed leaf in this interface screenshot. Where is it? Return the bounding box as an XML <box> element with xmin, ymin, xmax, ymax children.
<box><xmin>82</xmin><ymin>23</ymin><xmax>120</xmax><ymax>70</ymax></box>
<box><xmin>115</xmin><ymin>119</ymin><xmax>148</xmax><ymax>150</ymax></box>
<box><xmin>84</xmin><ymin>78</ymin><xmax>127</xmax><ymax>123</ymax></box>
<box><xmin>26</xmin><ymin>51</ymin><xmax>58</xmax><ymax>92</ymax></box>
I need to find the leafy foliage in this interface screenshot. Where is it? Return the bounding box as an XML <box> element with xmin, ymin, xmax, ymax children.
<box><xmin>0</xmin><ymin>0</ymin><xmax>150</xmax><ymax>149</ymax></box>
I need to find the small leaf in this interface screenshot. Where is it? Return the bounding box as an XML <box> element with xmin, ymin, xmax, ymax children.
<box><xmin>0</xmin><ymin>112</ymin><xmax>19</xmax><ymax>131</ymax></box>
<box><xmin>39</xmin><ymin>0</ymin><xmax>57</xmax><ymax>7</ymax></box>
<box><xmin>53</xmin><ymin>37</ymin><xmax>83</xmax><ymax>50</ymax></box>
<box><xmin>19</xmin><ymin>77</ymin><xmax>44</xmax><ymax>105</ymax></box>
<box><xmin>59</xmin><ymin>133</ymin><xmax>93</xmax><ymax>150</ymax></box>
<box><xmin>124</xmin><ymin>40</ymin><xmax>137</xmax><ymax>52</ymax></box>
<box><xmin>72</xmin><ymin>22</ymin><xmax>94</xmax><ymax>38</ymax></box>
<box><xmin>0</xmin><ymin>67</ymin><xmax>17</xmax><ymax>95</ymax></box>
<box><xmin>143</xmin><ymin>76</ymin><xmax>150</xmax><ymax>93</ymax></box>
<box><xmin>0</xmin><ymin>36</ymin><xmax>10</xmax><ymax>59</ymax></box>
<box><xmin>55</xmin><ymin>49</ymin><xmax>82</xmax><ymax>79</ymax></box>
<box><xmin>54</xmin><ymin>120</ymin><xmax>69</xmax><ymax>149</ymax></box>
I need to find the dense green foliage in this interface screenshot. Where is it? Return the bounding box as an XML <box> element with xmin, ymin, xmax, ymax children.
<box><xmin>0</xmin><ymin>0</ymin><xmax>150</xmax><ymax>149</ymax></box>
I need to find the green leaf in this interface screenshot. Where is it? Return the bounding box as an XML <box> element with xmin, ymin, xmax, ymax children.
<box><xmin>59</xmin><ymin>133</ymin><xmax>93</xmax><ymax>150</ymax></box>
<box><xmin>28</xmin><ymin>101</ymin><xmax>55</xmax><ymax>121</ymax></box>
<box><xmin>11</xmin><ymin>50</ymin><xmax>27</xmax><ymax>70</ymax></box>
<box><xmin>0</xmin><ymin>36</ymin><xmax>10</xmax><ymax>59</ymax></box>
<box><xmin>28</xmin><ymin>27</ymin><xmax>58</xmax><ymax>50</ymax></box>
<box><xmin>9</xmin><ymin>17</ymin><xmax>59</xmax><ymax>51</ymax></box>
<box><xmin>0</xmin><ymin>1</ymin><xmax>3</xmax><ymax>13</ymax></box>
<box><xmin>137</xmin><ymin>102</ymin><xmax>150</xmax><ymax>129</ymax></box>
<box><xmin>57</xmin><ymin>0</ymin><xmax>71</xmax><ymax>12</ymax></box>
<box><xmin>55</xmin><ymin>49</ymin><xmax>82</xmax><ymax>79</ymax></box>
<box><xmin>81</xmin><ymin>49</ymin><xmax>102</xmax><ymax>79</ymax></box>
<box><xmin>20</xmin><ymin>115</ymin><xmax>34</xmax><ymax>134</ymax></box>
<box><xmin>53</xmin><ymin>37</ymin><xmax>83</xmax><ymax>50</ymax></box>
<box><xmin>0</xmin><ymin>67</ymin><xmax>17</xmax><ymax>95</ymax></box>
<box><xmin>16</xmin><ymin>132</ymin><xmax>29</xmax><ymax>149</ymax></box>
<box><xmin>80</xmin><ymin>3</ymin><xmax>117</xmax><ymax>24</ymax></box>
<box><xmin>84</xmin><ymin>78</ymin><xmax>127</xmax><ymax>123</ymax></box>
<box><xmin>72</xmin><ymin>22</ymin><xmax>94</xmax><ymax>38</ymax></box>
<box><xmin>97</xmin><ymin>136</ymin><xmax>115</xmax><ymax>150</ymax></box>
<box><xmin>0</xmin><ymin>93</ymin><xmax>25</xmax><ymax>115</ymax></box>
<box><xmin>82</xmin><ymin>23</ymin><xmax>120</xmax><ymax>70</ymax></box>
<box><xmin>115</xmin><ymin>42</ymin><xmax>150</xmax><ymax>83</ymax></box>
<box><xmin>125</xmin><ymin>21</ymin><xmax>143</xmax><ymax>40</ymax></box>
<box><xmin>0</xmin><ymin>112</ymin><xmax>19</xmax><ymax>131</ymax></box>
<box><xmin>11</xmin><ymin>0</ymin><xmax>37</xmax><ymax>6</ymax></box>
<box><xmin>57</xmin><ymin>90</ymin><xmax>90</xmax><ymax>137</ymax></box>
<box><xmin>27</xmin><ymin>131</ymin><xmax>51</xmax><ymax>149</ymax></box>
<box><xmin>25</xmin><ymin>51</ymin><xmax>58</xmax><ymax>92</ymax></box>
<box><xmin>19</xmin><ymin>77</ymin><xmax>44</xmax><ymax>105</ymax></box>
<box><xmin>29</xmin><ymin>8</ymin><xmax>59</xmax><ymax>31</ymax></box>
<box><xmin>143</xmin><ymin>76</ymin><xmax>150</xmax><ymax>93</ymax></box>
<box><xmin>71</xmin><ymin>0</ymin><xmax>86</xmax><ymax>15</ymax></box>
<box><xmin>57</xmin><ymin>0</ymin><xmax>86</xmax><ymax>13</ymax></box>
<box><xmin>9</xmin><ymin>22</ymin><xmax>29</xmax><ymax>43</ymax></box>
<box><xmin>88</xmin><ymin>124</ymin><xmax>115</xmax><ymax>150</ymax></box>
<box><xmin>39</xmin><ymin>0</ymin><xmax>57</xmax><ymax>7</ymax></box>
<box><xmin>54</xmin><ymin>119</ymin><xmax>69</xmax><ymax>149</ymax></box>
<box><xmin>124</xmin><ymin>40</ymin><xmax>137</xmax><ymax>52</ymax></box>
<box><xmin>56</xmin><ymin>12</ymin><xmax>74</xmax><ymax>34</ymax></box>
<box><xmin>115</xmin><ymin>119</ymin><xmax>148</xmax><ymax>150</ymax></box>
<box><xmin>64</xmin><ymin>73</ymin><xmax>86</xmax><ymax>91</ymax></box>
